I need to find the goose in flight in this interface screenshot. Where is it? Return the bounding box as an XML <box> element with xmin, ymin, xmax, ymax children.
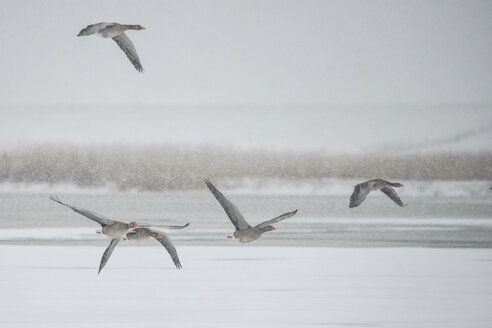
<box><xmin>98</xmin><ymin>226</ymin><xmax>186</xmax><ymax>273</ymax></box>
<box><xmin>204</xmin><ymin>178</ymin><xmax>297</xmax><ymax>243</ymax></box>
<box><xmin>50</xmin><ymin>195</ymin><xmax>138</xmax><ymax>273</ymax></box>
<box><xmin>349</xmin><ymin>179</ymin><xmax>407</xmax><ymax>208</ymax></box>
<box><xmin>77</xmin><ymin>22</ymin><xmax>145</xmax><ymax>72</ymax></box>
<box><xmin>50</xmin><ymin>195</ymin><xmax>188</xmax><ymax>273</ymax></box>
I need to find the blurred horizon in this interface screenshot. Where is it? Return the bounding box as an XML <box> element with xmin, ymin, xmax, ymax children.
<box><xmin>1</xmin><ymin>104</ymin><xmax>491</xmax><ymax>154</ymax></box>
<box><xmin>1</xmin><ymin>143</ymin><xmax>491</xmax><ymax>193</ymax></box>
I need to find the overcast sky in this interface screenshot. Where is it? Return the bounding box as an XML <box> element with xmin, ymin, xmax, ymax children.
<box><xmin>0</xmin><ymin>1</ymin><xmax>491</xmax><ymax>153</ymax></box>
<box><xmin>1</xmin><ymin>0</ymin><xmax>491</xmax><ymax>106</ymax></box>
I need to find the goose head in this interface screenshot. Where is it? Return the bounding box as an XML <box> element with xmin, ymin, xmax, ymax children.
<box><xmin>261</xmin><ymin>225</ymin><xmax>276</xmax><ymax>234</ymax></box>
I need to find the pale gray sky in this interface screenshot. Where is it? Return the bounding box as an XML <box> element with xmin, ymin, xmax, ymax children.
<box><xmin>1</xmin><ymin>1</ymin><xmax>491</xmax><ymax>153</ymax></box>
<box><xmin>0</xmin><ymin>0</ymin><xmax>491</xmax><ymax>106</ymax></box>
<box><xmin>1</xmin><ymin>105</ymin><xmax>491</xmax><ymax>153</ymax></box>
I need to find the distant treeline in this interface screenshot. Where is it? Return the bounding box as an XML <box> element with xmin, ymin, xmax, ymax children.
<box><xmin>0</xmin><ymin>144</ymin><xmax>490</xmax><ymax>191</ymax></box>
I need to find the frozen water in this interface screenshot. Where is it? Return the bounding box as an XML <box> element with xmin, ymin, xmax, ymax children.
<box><xmin>0</xmin><ymin>181</ymin><xmax>491</xmax><ymax>247</ymax></box>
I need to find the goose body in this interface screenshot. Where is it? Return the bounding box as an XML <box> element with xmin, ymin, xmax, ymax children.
<box><xmin>204</xmin><ymin>178</ymin><xmax>297</xmax><ymax>243</ymax></box>
<box><xmin>349</xmin><ymin>179</ymin><xmax>406</xmax><ymax>208</ymax></box>
<box><xmin>126</xmin><ymin>228</ymin><xmax>183</xmax><ymax>269</ymax></box>
<box><xmin>98</xmin><ymin>227</ymin><xmax>186</xmax><ymax>273</ymax></box>
<box><xmin>77</xmin><ymin>22</ymin><xmax>145</xmax><ymax>72</ymax></box>
<box><xmin>102</xmin><ymin>221</ymin><xmax>135</xmax><ymax>239</ymax></box>
<box><xmin>50</xmin><ymin>195</ymin><xmax>137</xmax><ymax>273</ymax></box>
<box><xmin>50</xmin><ymin>195</ymin><xmax>188</xmax><ymax>273</ymax></box>
<box><xmin>231</xmin><ymin>226</ymin><xmax>276</xmax><ymax>243</ymax></box>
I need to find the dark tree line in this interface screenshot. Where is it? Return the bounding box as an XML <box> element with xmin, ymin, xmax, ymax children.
<box><xmin>0</xmin><ymin>144</ymin><xmax>490</xmax><ymax>191</ymax></box>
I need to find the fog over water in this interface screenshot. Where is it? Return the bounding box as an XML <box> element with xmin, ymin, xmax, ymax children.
<box><xmin>1</xmin><ymin>105</ymin><xmax>491</xmax><ymax>153</ymax></box>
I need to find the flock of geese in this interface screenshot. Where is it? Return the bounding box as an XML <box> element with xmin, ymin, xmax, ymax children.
<box><xmin>50</xmin><ymin>178</ymin><xmax>406</xmax><ymax>273</ymax></box>
<box><xmin>70</xmin><ymin>22</ymin><xmax>412</xmax><ymax>273</ymax></box>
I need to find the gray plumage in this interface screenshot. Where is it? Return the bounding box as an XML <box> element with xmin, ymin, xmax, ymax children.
<box><xmin>49</xmin><ymin>195</ymin><xmax>113</xmax><ymax>226</ymax></box>
<box><xmin>77</xmin><ymin>22</ymin><xmax>145</xmax><ymax>72</ymax></box>
<box><xmin>126</xmin><ymin>228</ymin><xmax>182</xmax><ymax>269</ymax></box>
<box><xmin>112</xmin><ymin>33</ymin><xmax>143</xmax><ymax>72</ymax></box>
<box><xmin>49</xmin><ymin>195</ymin><xmax>138</xmax><ymax>239</ymax></box>
<box><xmin>204</xmin><ymin>178</ymin><xmax>250</xmax><ymax>230</ymax></box>
<box><xmin>349</xmin><ymin>179</ymin><xmax>406</xmax><ymax>208</ymax></box>
<box><xmin>97</xmin><ymin>226</ymin><xmax>186</xmax><ymax>273</ymax></box>
<box><xmin>204</xmin><ymin>178</ymin><xmax>298</xmax><ymax>243</ymax></box>
<box><xmin>380</xmin><ymin>187</ymin><xmax>405</xmax><ymax>207</ymax></box>
<box><xmin>255</xmin><ymin>210</ymin><xmax>298</xmax><ymax>229</ymax></box>
<box><xmin>77</xmin><ymin>23</ymin><xmax>111</xmax><ymax>36</ymax></box>
<box><xmin>152</xmin><ymin>223</ymin><xmax>190</xmax><ymax>230</ymax></box>
<box><xmin>50</xmin><ymin>195</ymin><xmax>186</xmax><ymax>273</ymax></box>
<box><xmin>99</xmin><ymin>238</ymin><xmax>121</xmax><ymax>274</ymax></box>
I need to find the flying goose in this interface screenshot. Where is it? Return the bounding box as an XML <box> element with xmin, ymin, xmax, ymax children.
<box><xmin>50</xmin><ymin>195</ymin><xmax>188</xmax><ymax>273</ymax></box>
<box><xmin>77</xmin><ymin>22</ymin><xmax>145</xmax><ymax>72</ymax></box>
<box><xmin>204</xmin><ymin>178</ymin><xmax>297</xmax><ymax>243</ymax></box>
<box><xmin>98</xmin><ymin>226</ymin><xmax>187</xmax><ymax>273</ymax></box>
<box><xmin>50</xmin><ymin>195</ymin><xmax>137</xmax><ymax>273</ymax></box>
<box><xmin>349</xmin><ymin>179</ymin><xmax>407</xmax><ymax>208</ymax></box>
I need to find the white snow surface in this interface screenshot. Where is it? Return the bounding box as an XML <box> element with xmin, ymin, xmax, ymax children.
<box><xmin>1</xmin><ymin>245</ymin><xmax>491</xmax><ymax>328</ymax></box>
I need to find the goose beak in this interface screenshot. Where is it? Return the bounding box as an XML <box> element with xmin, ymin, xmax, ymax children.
<box><xmin>140</xmin><ymin>26</ymin><xmax>146</xmax><ymax>30</ymax></box>
<box><xmin>271</xmin><ymin>226</ymin><xmax>276</xmax><ymax>230</ymax></box>
<box><xmin>227</xmin><ymin>235</ymin><xmax>233</xmax><ymax>239</ymax></box>
<box><xmin>399</xmin><ymin>184</ymin><xmax>404</xmax><ymax>187</ymax></box>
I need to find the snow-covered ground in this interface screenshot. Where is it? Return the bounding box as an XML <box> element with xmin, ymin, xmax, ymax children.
<box><xmin>0</xmin><ymin>245</ymin><xmax>491</xmax><ymax>327</ymax></box>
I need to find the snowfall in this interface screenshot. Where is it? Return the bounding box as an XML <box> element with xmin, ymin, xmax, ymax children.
<box><xmin>1</xmin><ymin>245</ymin><xmax>491</xmax><ymax>328</ymax></box>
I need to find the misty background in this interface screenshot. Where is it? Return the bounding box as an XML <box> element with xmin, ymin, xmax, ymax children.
<box><xmin>1</xmin><ymin>0</ymin><xmax>491</xmax><ymax>189</ymax></box>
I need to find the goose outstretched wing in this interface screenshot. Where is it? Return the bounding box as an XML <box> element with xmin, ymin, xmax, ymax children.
<box><xmin>98</xmin><ymin>238</ymin><xmax>121</xmax><ymax>274</ymax></box>
<box><xmin>380</xmin><ymin>187</ymin><xmax>407</xmax><ymax>207</ymax></box>
<box><xmin>112</xmin><ymin>33</ymin><xmax>143</xmax><ymax>72</ymax></box>
<box><xmin>49</xmin><ymin>195</ymin><xmax>114</xmax><ymax>227</ymax></box>
<box><xmin>255</xmin><ymin>210</ymin><xmax>298</xmax><ymax>229</ymax></box>
<box><xmin>152</xmin><ymin>231</ymin><xmax>182</xmax><ymax>269</ymax></box>
<box><xmin>204</xmin><ymin>178</ymin><xmax>250</xmax><ymax>230</ymax></box>
<box><xmin>349</xmin><ymin>184</ymin><xmax>371</xmax><ymax>208</ymax></box>
<box><xmin>77</xmin><ymin>22</ymin><xmax>111</xmax><ymax>36</ymax></box>
<box><xmin>143</xmin><ymin>223</ymin><xmax>190</xmax><ymax>230</ymax></box>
